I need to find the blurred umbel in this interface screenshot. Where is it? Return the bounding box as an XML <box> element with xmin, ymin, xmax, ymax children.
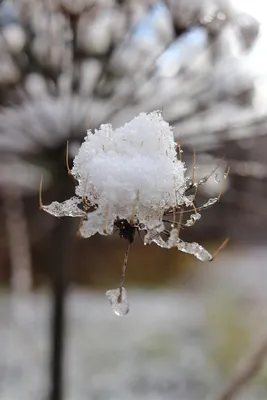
<box><xmin>0</xmin><ymin>0</ymin><xmax>267</xmax><ymax>287</ymax></box>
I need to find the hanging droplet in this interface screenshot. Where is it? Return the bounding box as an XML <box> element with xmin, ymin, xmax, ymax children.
<box><xmin>106</xmin><ymin>287</ymin><xmax>129</xmax><ymax>316</ymax></box>
<box><xmin>224</xmin><ymin>172</ymin><xmax>228</xmax><ymax>179</ymax></box>
<box><xmin>214</xmin><ymin>173</ymin><xmax>220</xmax><ymax>184</ymax></box>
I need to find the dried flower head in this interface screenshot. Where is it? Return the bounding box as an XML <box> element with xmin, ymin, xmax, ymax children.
<box><xmin>40</xmin><ymin>111</ymin><xmax>229</xmax><ymax>315</ymax></box>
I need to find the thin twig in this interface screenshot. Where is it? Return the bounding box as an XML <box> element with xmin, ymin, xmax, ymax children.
<box><xmin>192</xmin><ymin>149</ymin><xmax>196</xmax><ymax>184</ymax></box>
<box><xmin>177</xmin><ymin>139</ymin><xmax>182</xmax><ymax>161</ymax></box>
<box><xmin>118</xmin><ymin>242</ymin><xmax>131</xmax><ymax>303</ymax></box>
<box><xmin>218</xmin><ymin>166</ymin><xmax>231</xmax><ymax>201</ymax></box>
<box><xmin>218</xmin><ymin>335</ymin><xmax>267</xmax><ymax>400</ymax></box>
<box><xmin>65</xmin><ymin>141</ymin><xmax>71</xmax><ymax>175</ymax></box>
<box><xmin>39</xmin><ymin>174</ymin><xmax>44</xmax><ymax>209</ymax></box>
<box><xmin>211</xmin><ymin>237</ymin><xmax>229</xmax><ymax>260</ymax></box>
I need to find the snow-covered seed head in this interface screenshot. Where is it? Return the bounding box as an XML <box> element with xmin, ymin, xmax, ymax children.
<box><xmin>40</xmin><ymin>111</ymin><xmax>230</xmax><ymax>316</ymax></box>
<box><xmin>71</xmin><ymin>111</ymin><xmax>186</xmax><ymax>237</ymax></box>
<box><xmin>40</xmin><ymin>111</ymin><xmax>229</xmax><ymax>264</ymax></box>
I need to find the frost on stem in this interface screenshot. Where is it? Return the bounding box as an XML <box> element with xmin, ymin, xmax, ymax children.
<box><xmin>40</xmin><ymin>111</ymin><xmax>229</xmax><ymax>315</ymax></box>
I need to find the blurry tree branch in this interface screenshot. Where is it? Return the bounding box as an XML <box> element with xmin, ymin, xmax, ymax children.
<box><xmin>218</xmin><ymin>335</ymin><xmax>267</xmax><ymax>400</ymax></box>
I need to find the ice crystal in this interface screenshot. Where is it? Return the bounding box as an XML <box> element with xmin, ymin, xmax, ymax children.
<box><xmin>185</xmin><ymin>212</ymin><xmax>201</xmax><ymax>227</ymax></box>
<box><xmin>42</xmin><ymin>197</ymin><xmax>86</xmax><ymax>218</ymax></box>
<box><xmin>214</xmin><ymin>173</ymin><xmax>220</xmax><ymax>184</ymax></box>
<box><xmin>177</xmin><ymin>241</ymin><xmax>212</xmax><ymax>262</ymax></box>
<box><xmin>202</xmin><ymin>198</ymin><xmax>218</xmax><ymax>208</ymax></box>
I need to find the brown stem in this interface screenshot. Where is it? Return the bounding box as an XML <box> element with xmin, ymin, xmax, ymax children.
<box><xmin>118</xmin><ymin>242</ymin><xmax>131</xmax><ymax>303</ymax></box>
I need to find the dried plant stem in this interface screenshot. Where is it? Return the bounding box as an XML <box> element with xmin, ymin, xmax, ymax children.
<box><xmin>66</xmin><ymin>140</ymin><xmax>71</xmax><ymax>174</ymax></box>
<box><xmin>177</xmin><ymin>139</ymin><xmax>183</xmax><ymax>161</ymax></box>
<box><xmin>212</xmin><ymin>237</ymin><xmax>230</xmax><ymax>260</ymax></box>
<box><xmin>192</xmin><ymin>149</ymin><xmax>196</xmax><ymax>184</ymax></box>
<box><xmin>218</xmin><ymin>166</ymin><xmax>231</xmax><ymax>201</ymax></box>
<box><xmin>118</xmin><ymin>242</ymin><xmax>131</xmax><ymax>303</ymax></box>
<box><xmin>218</xmin><ymin>335</ymin><xmax>267</xmax><ymax>400</ymax></box>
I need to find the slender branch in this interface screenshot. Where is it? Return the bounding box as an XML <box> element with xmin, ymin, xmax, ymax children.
<box><xmin>218</xmin><ymin>335</ymin><xmax>267</xmax><ymax>400</ymax></box>
<box><xmin>118</xmin><ymin>242</ymin><xmax>131</xmax><ymax>303</ymax></box>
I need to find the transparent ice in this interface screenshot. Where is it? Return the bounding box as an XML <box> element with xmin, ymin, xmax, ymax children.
<box><xmin>177</xmin><ymin>240</ymin><xmax>212</xmax><ymax>261</ymax></box>
<box><xmin>42</xmin><ymin>197</ymin><xmax>86</xmax><ymax>218</ymax></box>
<box><xmin>201</xmin><ymin>198</ymin><xmax>218</xmax><ymax>208</ymax></box>
<box><xmin>185</xmin><ymin>212</ymin><xmax>201</xmax><ymax>227</ymax></box>
<box><xmin>106</xmin><ymin>287</ymin><xmax>129</xmax><ymax>317</ymax></box>
<box><xmin>214</xmin><ymin>173</ymin><xmax>220</xmax><ymax>184</ymax></box>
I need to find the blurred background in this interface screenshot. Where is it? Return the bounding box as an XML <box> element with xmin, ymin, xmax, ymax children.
<box><xmin>1</xmin><ymin>0</ymin><xmax>267</xmax><ymax>399</ymax></box>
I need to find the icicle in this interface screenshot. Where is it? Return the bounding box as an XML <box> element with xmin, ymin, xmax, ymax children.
<box><xmin>145</xmin><ymin>228</ymin><xmax>179</xmax><ymax>249</ymax></box>
<box><xmin>42</xmin><ymin>197</ymin><xmax>86</xmax><ymax>218</ymax></box>
<box><xmin>177</xmin><ymin>240</ymin><xmax>212</xmax><ymax>261</ymax></box>
<box><xmin>201</xmin><ymin>198</ymin><xmax>218</xmax><ymax>208</ymax></box>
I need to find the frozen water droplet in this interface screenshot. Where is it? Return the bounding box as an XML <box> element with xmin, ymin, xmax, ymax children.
<box><xmin>106</xmin><ymin>287</ymin><xmax>129</xmax><ymax>316</ymax></box>
<box><xmin>185</xmin><ymin>212</ymin><xmax>201</xmax><ymax>226</ymax></box>
<box><xmin>202</xmin><ymin>198</ymin><xmax>218</xmax><ymax>208</ymax></box>
<box><xmin>185</xmin><ymin>178</ymin><xmax>193</xmax><ymax>190</ymax></box>
<box><xmin>187</xmin><ymin>195</ymin><xmax>195</xmax><ymax>202</ymax></box>
<box><xmin>177</xmin><ymin>240</ymin><xmax>212</xmax><ymax>261</ymax></box>
<box><xmin>192</xmin><ymin>213</ymin><xmax>201</xmax><ymax>222</ymax></box>
<box><xmin>198</xmin><ymin>176</ymin><xmax>209</xmax><ymax>185</ymax></box>
<box><xmin>42</xmin><ymin>197</ymin><xmax>86</xmax><ymax>218</ymax></box>
<box><xmin>214</xmin><ymin>173</ymin><xmax>220</xmax><ymax>184</ymax></box>
<box><xmin>224</xmin><ymin>172</ymin><xmax>228</xmax><ymax>179</ymax></box>
<box><xmin>185</xmin><ymin>219</ymin><xmax>194</xmax><ymax>227</ymax></box>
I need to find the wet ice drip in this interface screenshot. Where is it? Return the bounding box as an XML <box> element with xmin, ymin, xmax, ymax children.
<box><xmin>106</xmin><ymin>287</ymin><xmax>129</xmax><ymax>317</ymax></box>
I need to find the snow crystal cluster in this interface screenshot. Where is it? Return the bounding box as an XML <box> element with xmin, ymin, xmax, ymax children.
<box><xmin>42</xmin><ymin>111</ymin><xmax>219</xmax><ymax>262</ymax></box>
